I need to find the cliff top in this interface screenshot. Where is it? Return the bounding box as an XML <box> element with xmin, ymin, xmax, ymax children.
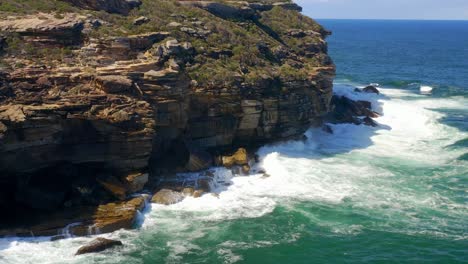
<box><xmin>0</xmin><ymin>0</ymin><xmax>331</xmax><ymax>86</ymax></box>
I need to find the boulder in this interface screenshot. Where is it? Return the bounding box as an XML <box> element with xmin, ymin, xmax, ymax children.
<box><xmin>220</xmin><ymin>148</ymin><xmax>249</xmax><ymax>167</ymax></box>
<box><xmin>151</xmin><ymin>189</ymin><xmax>185</xmax><ymax>205</ymax></box>
<box><xmin>97</xmin><ymin>176</ymin><xmax>127</xmax><ymax>200</ymax></box>
<box><xmin>124</xmin><ymin>173</ymin><xmax>148</xmax><ymax>193</ymax></box>
<box><xmin>168</xmin><ymin>22</ymin><xmax>182</xmax><ymax>28</ymax></box>
<box><xmin>133</xmin><ymin>16</ymin><xmax>150</xmax><ymax>26</ymax></box>
<box><xmin>75</xmin><ymin>237</ymin><xmax>123</xmax><ymax>255</ymax></box>
<box><xmin>82</xmin><ymin>196</ymin><xmax>146</xmax><ymax>234</ymax></box>
<box><xmin>362</xmin><ymin>85</ymin><xmax>380</xmax><ymax>94</ymax></box>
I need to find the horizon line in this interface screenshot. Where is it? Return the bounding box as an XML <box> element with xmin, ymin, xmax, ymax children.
<box><xmin>310</xmin><ymin>17</ymin><xmax>468</xmax><ymax>22</ymax></box>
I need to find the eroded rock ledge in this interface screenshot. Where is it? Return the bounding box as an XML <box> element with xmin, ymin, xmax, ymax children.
<box><xmin>0</xmin><ymin>0</ymin><xmax>335</xmax><ymax>236</ymax></box>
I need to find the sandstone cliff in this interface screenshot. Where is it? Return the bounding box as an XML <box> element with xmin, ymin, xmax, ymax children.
<box><xmin>0</xmin><ymin>0</ymin><xmax>335</xmax><ymax>235</ymax></box>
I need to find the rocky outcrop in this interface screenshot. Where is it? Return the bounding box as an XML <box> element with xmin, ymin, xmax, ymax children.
<box><xmin>62</xmin><ymin>0</ymin><xmax>142</xmax><ymax>15</ymax></box>
<box><xmin>326</xmin><ymin>95</ymin><xmax>380</xmax><ymax>126</ymax></box>
<box><xmin>179</xmin><ymin>1</ymin><xmax>302</xmax><ymax>20</ymax></box>
<box><xmin>75</xmin><ymin>237</ymin><xmax>123</xmax><ymax>255</ymax></box>
<box><xmin>0</xmin><ymin>196</ymin><xmax>147</xmax><ymax>237</ymax></box>
<box><xmin>0</xmin><ymin>13</ymin><xmax>85</xmax><ymax>45</ymax></box>
<box><xmin>362</xmin><ymin>85</ymin><xmax>380</xmax><ymax>94</ymax></box>
<box><xmin>218</xmin><ymin>148</ymin><xmax>249</xmax><ymax>167</ymax></box>
<box><xmin>151</xmin><ymin>189</ymin><xmax>185</xmax><ymax>205</ymax></box>
<box><xmin>0</xmin><ymin>0</ymin><xmax>335</xmax><ymax>237</ymax></box>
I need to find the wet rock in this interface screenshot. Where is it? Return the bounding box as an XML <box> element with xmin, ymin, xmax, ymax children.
<box><xmin>151</xmin><ymin>189</ymin><xmax>185</xmax><ymax>205</ymax></box>
<box><xmin>241</xmin><ymin>164</ymin><xmax>251</xmax><ymax>174</ymax></box>
<box><xmin>220</xmin><ymin>148</ymin><xmax>249</xmax><ymax>167</ymax></box>
<box><xmin>182</xmin><ymin>187</ymin><xmax>195</xmax><ymax>196</ymax></box>
<box><xmin>97</xmin><ymin>176</ymin><xmax>127</xmax><ymax>200</ymax></box>
<box><xmin>0</xmin><ymin>196</ymin><xmax>147</xmax><ymax>237</ymax></box>
<box><xmin>322</xmin><ymin>124</ymin><xmax>333</xmax><ymax>134</ymax></box>
<box><xmin>203</xmin><ymin>171</ymin><xmax>215</xmax><ymax>178</ymax></box>
<box><xmin>327</xmin><ymin>95</ymin><xmax>379</xmax><ymax>127</ymax></box>
<box><xmin>193</xmin><ymin>190</ymin><xmax>204</xmax><ymax>198</ymax></box>
<box><xmin>75</xmin><ymin>237</ymin><xmax>123</xmax><ymax>255</ymax></box>
<box><xmin>124</xmin><ymin>173</ymin><xmax>148</xmax><ymax>193</ymax></box>
<box><xmin>363</xmin><ymin>116</ymin><xmax>378</xmax><ymax>127</ymax></box>
<box><xmin>197</xmin><ymin>178</ymin><xmax>211</xmax><ymax>192</ymax></box>
<box><xmin>50</xmin><ymin>235</ymin><xmax>67</xmax><ymax>241</ymax></box>
<box><xmin>362</xmin><ymin>85</ymin><xmax>380</xmax><ymax>94</ymax></box>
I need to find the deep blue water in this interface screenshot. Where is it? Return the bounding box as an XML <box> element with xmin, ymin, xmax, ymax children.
<box><xmin>319</xmin><ymin>19</ymin><xmax>468</xmax><ymax>98</ymax></box>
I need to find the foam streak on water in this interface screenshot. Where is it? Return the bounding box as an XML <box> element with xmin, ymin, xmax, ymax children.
<box><xmin>0</xmin><ymin>84</ymin><xmax>467</xmax><ymax>264</ymax></box>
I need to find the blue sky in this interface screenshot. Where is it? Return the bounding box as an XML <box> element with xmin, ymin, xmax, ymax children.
<box><xmin>295</xmin><ymin>0</ymin><xmax>468</xmax><ymax>20</ymax></box>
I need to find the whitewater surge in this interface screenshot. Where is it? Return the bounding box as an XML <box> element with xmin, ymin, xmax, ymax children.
<box><xmin>1</xmin><ymin>84</ymin><xmax>467</xmax><ymax>264</ymax></box>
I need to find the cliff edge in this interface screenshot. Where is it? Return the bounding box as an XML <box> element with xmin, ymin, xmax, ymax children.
<box><xmin>0</xmin><ymin>0</ymin><xmax>335</xmax><ymax>235</ymax></box>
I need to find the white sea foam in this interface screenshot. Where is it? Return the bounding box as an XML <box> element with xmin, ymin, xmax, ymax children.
<box><xmin>420</xmin><ymin>85</ymin><xmax>434</xmax><ymax>94</ymax></box>
<box><xmin>1</xmin><ymin>83</ymin><xmax>467</xmax><ymax>263</ymax></box>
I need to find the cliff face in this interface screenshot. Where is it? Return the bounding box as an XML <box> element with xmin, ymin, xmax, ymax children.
<box><xmin>0</xmin><ymin>0</ymin><xmax>334</xmax><ymax>233</ymax></box>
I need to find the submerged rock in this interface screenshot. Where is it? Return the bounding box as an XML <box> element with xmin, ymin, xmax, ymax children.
<box><xmin>322</xmin><ymin>124</ymin><xmax>334</xmax><ymax>134</ymax></box>
<box><xmin>362</xmin><ymin>85</ymin><xmax>380</xmax><ymax>94</ymax></box>
<box><xmin>75</xmin><ymin>237</ymin><xmax>123</xmax><ymax>255</ymax></box>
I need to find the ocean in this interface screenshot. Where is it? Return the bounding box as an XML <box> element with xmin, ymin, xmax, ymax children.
<box><xmin>1</xmin><ymin>20</ymin><xmax>467</xmax><ymax>264</ymax></box>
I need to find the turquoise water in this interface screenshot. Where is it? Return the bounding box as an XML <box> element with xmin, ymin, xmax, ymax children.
<box><xmin>1</xmin><ymin>20</ymin><xmax>467</xmax><ymax>264</ymax></box>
